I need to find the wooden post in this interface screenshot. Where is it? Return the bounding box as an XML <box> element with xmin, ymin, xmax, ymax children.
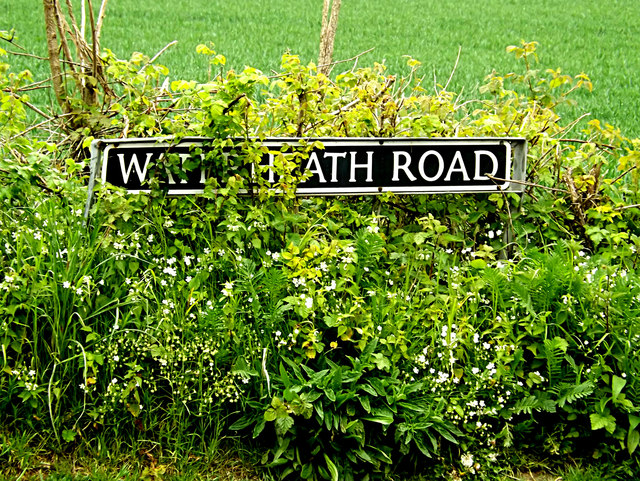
<box><xmin>318</xmin><ymin>0</ymin><xmax>341</xmax><ymax>76</ymax></box>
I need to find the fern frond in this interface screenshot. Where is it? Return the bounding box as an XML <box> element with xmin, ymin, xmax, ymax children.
<box><xmin>544</xmin><ymin>336</ymin><xmax>569</xmax><ymax>385</ymax></box>
<box><xmin>557</xmin><ymin>381</ymin><xmax>595</xmax><ymax>408</ymax></box>
<box><xmin>262</xmin><ymin>268</ymin><xmax>288</xmax><ymax>305</ymax></box>
<box><xmin>355</xmin><ymin>228</ymin><xmax>385</xmax><ymax>267</ymax></box>
<box><xmin>511</xmin><ymin>393</ymin><xmax>557</xmax><ymax>415</ymax></box>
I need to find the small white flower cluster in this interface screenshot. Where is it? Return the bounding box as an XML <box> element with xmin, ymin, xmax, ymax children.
<box><xmin>61</xmin><ymin>275</ymin><xmax>96</xmax><ymax>297</ymax></box>
<box><xmin>161</xmin><ymin>298</ymin><xmax>176</xmax><ymax>316</ymax></box>
<box><xmin>441</xmin><ymin>324</ymin><xmax>458</xmax><ymax>349</ymax></box>
<box><xmin>339</xmin><ymin>244</ymin><xmax>355</xmax><ymax>270</ymax></box>
<box><xmin>265</xmin><ymin>250</ymin><xmax>281</xmax><ymax>262</ymax></box>
<box><xmin>486</xmin><ymin>229</ymin><xmax>503</xmax><ymax>239</ymax></box>
<box><xmin>300</xmin><ymin>293</ymin><xmax>313</xmax><ymax>309</ymax></box>
<box><xmin>274</xmin><ymin>329</ymin><xmax>298</xmax><ymax>350</ymax></box>
<box><xmin>10</xmin><ymin>367</ymin><xmax>39</xmax><ymax>392</ymax></box>
<box><xmin>1</xmin><ymin>273</ymin><xmax>18</xmax><ymax>292</ymax></box>
<box><xmin>221</xmin><ymin>281</ymin><xmax>234</xmax><ymax>297</ymax></box>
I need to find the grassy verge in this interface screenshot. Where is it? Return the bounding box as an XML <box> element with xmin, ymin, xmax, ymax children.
<box><xmin>0</xmin><ymin>430</ymin><xmax>630</xmax><ymax>481</ymax></box>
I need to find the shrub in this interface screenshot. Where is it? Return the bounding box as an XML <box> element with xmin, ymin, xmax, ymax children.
<box><xmin>1</xmin><ymin>39</ymin><xmax>639</xmax><ymax>479</ymax></box>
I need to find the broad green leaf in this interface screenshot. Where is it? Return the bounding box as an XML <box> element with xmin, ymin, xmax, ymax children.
<box><xmin>324</xmin><ymin>454</ymin><xmax>339</xmax><ymax>481</ymax></box>
<box><xmin>590</xmin><ymin>412</ymin><xmax>616</xmax><ymax>434</ymax></box>
<box><xmin>362</xmin><ymin>413</ymin><xmax>394</xmax><ymax>425</ymax></box>
<box><xmin>274</xmin><ymin>415</ymin><xmax>294</xmax><ymax>436</ymax></box>
<box><xmin>612</xmin><ymin>375</ymin><xmax>626</xmax><ymax>401</ymax></box>
<box><xmin>359</xmin><ymin>396</ymin><xmax>371</xmax><ymax>413</ymax></box>
<box><xmin>628</xmin><ymin>427</ymin><xmax>640</xmax><ymax>455</ymax></box>
<box><xmin>470</xmin><ymin>259</ymin><xmax>487</xmax><ymax>269</ymax></box>
<box><xmin>301</xmin><ymin>462</ymin><xmax>313</xmax><ymax>479</ymax></box>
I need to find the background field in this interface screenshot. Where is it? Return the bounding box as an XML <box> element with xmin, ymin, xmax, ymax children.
<box><xmin>3</xmin><ymin>0</ymin><xmax>640</xmax><ymax>136</ymax></box>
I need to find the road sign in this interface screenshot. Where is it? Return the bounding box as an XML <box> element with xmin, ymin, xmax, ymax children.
<box><xmin>84</xmin><ymin>137</ymin><xmax>526</xmax><ymax>218</ymax></box>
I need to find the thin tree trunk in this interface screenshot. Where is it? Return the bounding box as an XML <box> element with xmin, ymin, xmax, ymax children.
<box><xmin>43</xmin><ymin>0</ymin><xmax>71</xmax><ymax>113</ymax></box>
<box><xmin>318</xmin><ymin>0</ymin><xmax>341</xmax><ymax>75</ymax></box>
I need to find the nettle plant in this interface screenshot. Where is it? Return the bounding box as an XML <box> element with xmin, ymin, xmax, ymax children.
<box><xmin>1</xmin><ymin>39</ymin><xmax>640</xmax><ymax>478</ymax></box>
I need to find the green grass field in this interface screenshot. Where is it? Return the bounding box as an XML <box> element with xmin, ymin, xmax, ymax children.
<box><xmin>2</xmin><ymin>0</ymin><xmax>640</xmax><ymax>136</ymax></box>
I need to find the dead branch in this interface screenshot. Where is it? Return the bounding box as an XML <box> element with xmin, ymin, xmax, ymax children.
<box><xmin>442</xmin><ymin>46</ymin><xmax>462</xmax><ymax>92</ymax></box>
<box><xmin>5</xmin><ymin>50</ymin><xmax>50</xmax><ymax>61</ymax></box>
<box><xmin>139</xmin><ymin>40</ymin><xmax>178</xmax><ymax>73</ymax></box>
<box><xmin>486</xmin><ymin>174</ymin><xmax>569</xmax><ymax>194</ymax></box>
<box><xmin>318</xmin><ymin>47</ymin><xmax>375</xmax><ymax>71</ymax></box>
<box><xmin>96</xmin><ymin>0</ymin><xmax>109</xmax><ymax>42</ymax></box>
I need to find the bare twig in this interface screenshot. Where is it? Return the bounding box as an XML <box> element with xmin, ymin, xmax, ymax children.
<box><xmin>9</xmin><ymin>113</ymin><xmax>76</xmax><ymax>141</ymax></box>
<box><xmin>487</xmin><ymin>174</ymin><xmax>569</xmax><ymax>194</ymax></box>
<box><xmin>139</xmin><ymin>40</ymin><xmax>178</xmax><ymax>73</ymax></box>
<box><xmin>330</xmin><ymin>98</ymin><xmax>359</xmax><ymax>116</ymax></box>
<box><xmin>0</xmin><ymin>29</ymin><xmax>25</xmax><ymax>50</ymax></box>
<box><xmin>553</xmin><ymin>112</ymin><xmax>591</xmax><ymax>141</ymax></box>
<box><xmin>607</xmin><ymin>165</ymin><xmax>637</xmax><ymax>186</ymax></box>
<box><xmin>267</xmin><ymin>47</ymin><xmax>375</xmax><ymax>80</ymax></box>
<box><xmin>43</xmin><ymin>0</ymin><xmax>71</xmax><ymax>113</ymax></box>
<box><xmin>24</xmin><ymin>99</ymin><xmax>53</xmax><ymax>120</ymax></box>
<box><xmin>5</xmin><ymin>50</ymin><xmax>50</xmax><ymax>61</ymax></box>
<box><xmin>442</xmin><ymin>45</ymin><xmax>462</xmax><ymax>92</ymax></box>
<box><xmin>318</xmin><ymin>47</ymin><xmax>375</xmax><ymax>71</ymax></box>
<box><xmin>57</xmin><ymin>1</ymin><xmax>78</xmax><ymax>74</ymax></box>
<box><xmin>615</xmin><ymin>203</ymin><xmax>640</xmax><ymax>211</ymax></box>
<box><xmin>556</xmin><ymin>138</ymin><xmax>616</xmax><ymax>150</ymax></box>
<box><xmin>15</xmin><ymin>78</ymin><xmax>53</xmax><ymax>92</ymax></box>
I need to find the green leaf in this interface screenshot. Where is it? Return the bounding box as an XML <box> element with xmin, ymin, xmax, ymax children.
<box><xmin>279</xmin><ymin>362</ymin><xmax>291</xmax><ymax>388</ymax></box>
<box><xmin>612</xmin><ymin>375</ymin><xmax>626</xmax><ymax>401</ymax></box>
<box><xmin>470</xmin><ymin>259</ymin><xmax>487</xmax><ymax>269</ymax></box>
<box><xmin>252</xmin><ymin>418</ymin><xmax>265</xmax><ymax>438</ymax></box>
<box><xmin>362</xmin><ymin>413</ymin><xmax>394</xmax><ymax>426</ymax></box>
<box><xmin>359</xmin><ymin>396</ymin><xmax>371</xmax><ymax>413</ymax></box>
<box><xmin>324</xmin><ymin>454</ymin><xmax>339</xmax><ymax>481</ymax></box>
<box><xmin>590</xmin><ymin>412</ymin><xmax>616</xmax><ymax>434</ymax></box>
<box><xmin>301</xmin><ymin>462</ymin><xmax>313</xmax><ymax>479</ymax></box>
<box><xmin>314</xmin><ymin>400</ymin><xmax>324</xmax><ymax>422</ymax></box>
<box><xmin>229</xmin><ymin>415</ymin><xmax>254</xmax><ymax>431</ymax></box>
<box><xmin>324</xmin><ymin>388</ymin><xmax>336</xmax><ymax>402</ymax></box>
<box><xmin>628</xmin><ymin>427</ymin><xmax>640</xmax><ymax>455</ymax></box>
<box><xmin>414</xmin><ymin>232</ymin><xmax>429</xmax><ymax>245</ymax></box>
<box><xmin>274</xmin><ymin>415</ymin><xmax>294</xmax><ymax>436</ymax></box>
<box><xmin>354</xmin><ymin>448</ymin><xmax>373</xmax><ymax>463</ymax></box>
<box><xmin>62</xmin><ymin>429</ymin><xmax>76</xmax><ymax>443</ymax></box>
<box><xmin>372</xmin><ymin>352</ymin><xmax>391</xmax><ymax>371</ymax></box>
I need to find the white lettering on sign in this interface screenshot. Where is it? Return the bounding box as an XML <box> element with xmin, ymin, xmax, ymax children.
<box><xmin>117</xmin><ymin>152</ymin><xmax>153</xmax><ymax>184</ymax></box>
<box><xmin>444</xmin><ymin>151</ymin><xmax>470</xmax><ymax>182</ymax></box>
<box><xmin>419</xmin><ymin>150</ymin><xmax>445</xmax><ymax>181</ymax></box>
<box><xmin>117</xmin><ymin>152</ymin><xmax>206</xmax><ymax>185</ymax></box>
<box><xmin>324</xmin><ymin>152</ymin><xmax>346</xmax><ymax>182</ymax></box>
<box><xmin>264</xmin><ymin>153</ymin><xmax>276</xmax><ymax>183</ymax></box>
<box><xmin>391</xmin><ymin>149</ymin><xmax>496</xmax><ymax>183</ymax></box>
<box><xmin>305</xmin><ymin>152</ymin><xmax>327</xmax><ymax>183</ymax></box>
<box><xmin>350</xmin><ymin>151</ymin><xmax>374</xmax><ymax>182</ymax></box>
<box><xmin>473</xmin><ymin>150</ymin><xmax>498</xmax><ymax>181</ymax></box>
<box><xmin>392</xmin><ymin>151</ymin><xmax>417</xmax><ymax>182</ymax></box>
<box><xmin>100</xmin><ymin>139</ymin><xmax>521</xmax><ymax>195</ymax></box>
